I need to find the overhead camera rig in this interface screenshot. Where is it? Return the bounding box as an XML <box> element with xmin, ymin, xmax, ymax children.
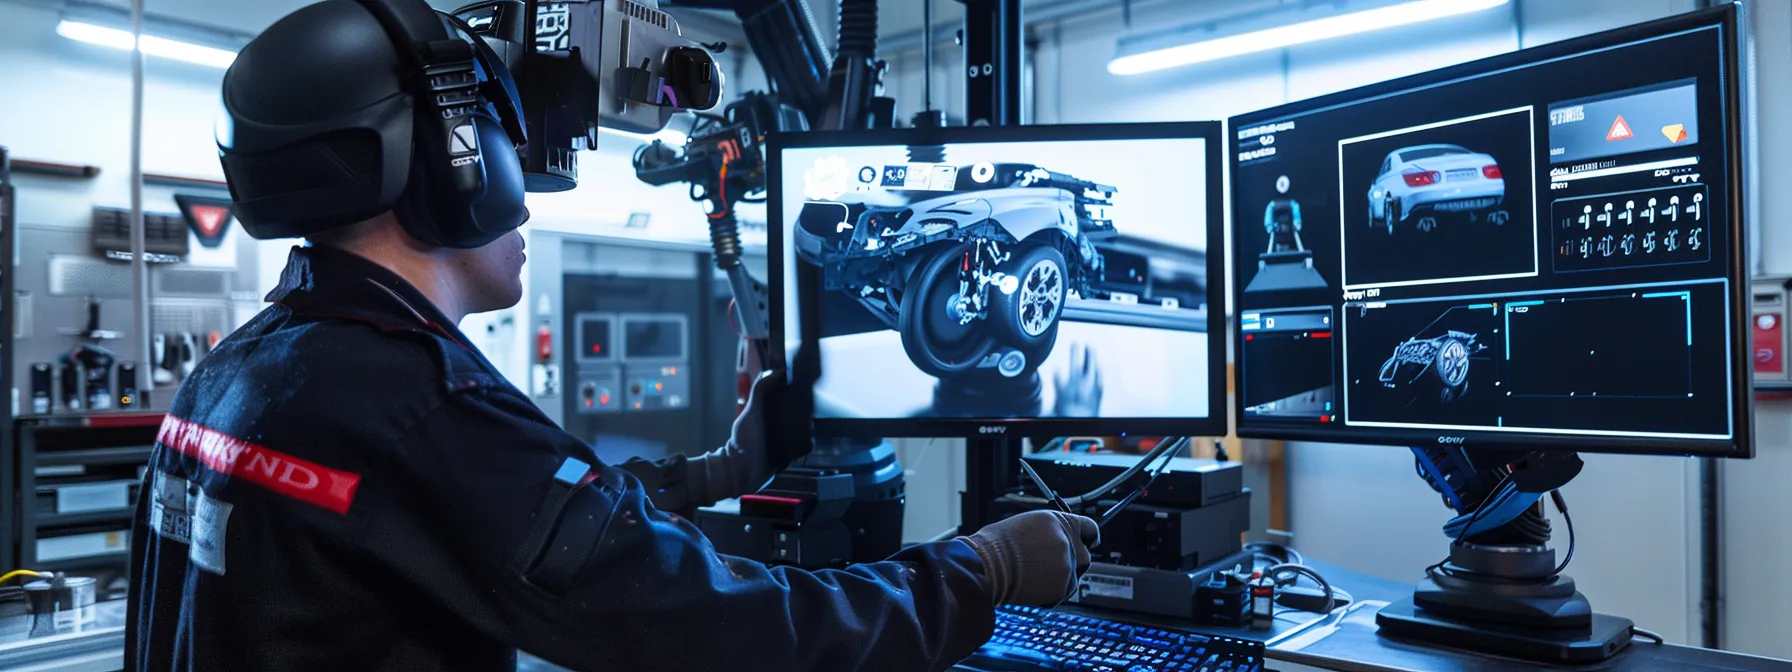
<box><xmin>453</xmin><ymin>0</ymin><xmax>726</xmax><ymax>192</ymax></box>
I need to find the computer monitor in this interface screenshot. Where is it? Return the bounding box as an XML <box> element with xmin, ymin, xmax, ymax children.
<box><xmin>769</xmin><ymin>123</ymin><xmax>1228</xmax><ymax>438</ymax></box>
<box><xmin>1229</xmin><ymin>5</ymin><xmax>1751</xmax><ymax>458</ymax></box>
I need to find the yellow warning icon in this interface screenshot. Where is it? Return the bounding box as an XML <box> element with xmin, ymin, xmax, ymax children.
<box><xmin>1662</xmin><ymin>124</ymin><xmax>1687</xmax><ymax>143</ymax></box>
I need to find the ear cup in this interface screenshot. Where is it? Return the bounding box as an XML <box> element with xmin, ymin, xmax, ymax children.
<box><xmin>466</xmin><ymin>113</ymin><xmax>527</xmax><ymax>238</ymax></box>
<box><xmin>404</xmin><ymin>112</ymin><xmax>526</xmax><ymax>248</ymax></box>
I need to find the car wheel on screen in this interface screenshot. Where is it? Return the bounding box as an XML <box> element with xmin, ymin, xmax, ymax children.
<box><xmin>990</xmin><ymin>244</ymin><xmax>1068</xmax><ymax>350</ymax></box>
<box><xmin>898</xmin><ymin>243</ymin><xmax>999</xmax><ymax>379</ymax></box>
<box><xmin>1383</xmin><ymin>196</ymin><xmax>1400</xmax><ymax>235</ymax></box>
<box><xmin>1432</xmin><ymin>338</ymin><xmax>1472</xmax><ymax>403</ymax></box>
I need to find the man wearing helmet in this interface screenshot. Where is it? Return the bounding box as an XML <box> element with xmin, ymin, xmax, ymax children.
<box><xmin>125</xmin><ymin>1</ymin><xmax>1097</xmax><ymax>670</ymax></box>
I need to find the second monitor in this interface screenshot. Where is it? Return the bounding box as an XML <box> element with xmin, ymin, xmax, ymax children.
<box><xmin>770</xmin><ymin>123</ymin><xmax>1227</xmax><ymax>438</ymax></box>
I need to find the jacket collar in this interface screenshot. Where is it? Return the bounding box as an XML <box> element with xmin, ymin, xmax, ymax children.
<box><xmin>265</xmin><ymin>245</ymin><xmax>467</xmax><ymax>341</ymax></box>
<box><xmin>265</xmin><ymin>246</ymin><xmax>503</xmax><ymax>391</ymax></box>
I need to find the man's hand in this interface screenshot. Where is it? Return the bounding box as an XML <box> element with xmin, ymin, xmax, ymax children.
<box><xmin>728</xmin><ymin>370</ymin><xmax>777</xmax><ymax>491</ymax></box>
<box><xmin>686</xmin><ymin>371</ymin><xmax>779</xmax><ymax>505</ymax></box>
<box><xmin>958</xmin><ymin>510</ymin><xmax>1100</xmax><ymax>606</ymax></box>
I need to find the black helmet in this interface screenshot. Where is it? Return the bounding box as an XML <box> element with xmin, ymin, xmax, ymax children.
<box><xmin>218</xmin><ymin>0</ymin><xmax>529</xmax><ymax>248</ymax></box>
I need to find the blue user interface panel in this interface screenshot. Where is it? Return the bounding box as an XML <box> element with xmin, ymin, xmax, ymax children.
<box><xmin>1229</xmin><ymin>8</ymin><xmax>1746</xmax><ymax>456</ymax></box>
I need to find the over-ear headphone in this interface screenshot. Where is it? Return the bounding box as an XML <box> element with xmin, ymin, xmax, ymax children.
<box><xmin>219</xmin><ymin>0</ymin><xmax>530</xmax><ymax>248</ymax></box>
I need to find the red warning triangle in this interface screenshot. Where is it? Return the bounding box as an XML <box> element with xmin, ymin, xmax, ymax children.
<box><xmin>174</xmin><ymin>194</ymin><xmax>235</xmax><ymax>249</ymax></box>
<box><xmin>1606</xmin><ymin>114</ymin><xmax>1633</xmax><ymax>141</ymax></box>
<box><xmin>192</xmin><ymin>205</ymin><xmax>228</xmax><ymax>236</ymax></box>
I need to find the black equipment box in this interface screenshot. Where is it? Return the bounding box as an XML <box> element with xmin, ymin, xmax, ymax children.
<box><xmin>91</xmin><ymin>207</ymin><xmax>189</xmax><ymax>257</ymax></box>
<box><xmin>1020</xmin><ymin>452</ymin><xmax>1242</xmax><ymax>508</ymax></box>
<box><xmin>990</xmin><ymin>489</ymin><xmax>1250</xmax><ymax>571</ymax></box>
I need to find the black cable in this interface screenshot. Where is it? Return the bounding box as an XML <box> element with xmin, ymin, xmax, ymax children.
<box><xmin>1451</xmin><ymin>470</ymin><xmax>1515</xmax><ymax>545</ymax></box>
<box><xmin>1060</xmin><ymin>437</ymin><xmax>1188</xmax><ymax>508</ymax></box>
<box><xmin>1268</xmin><ymin>563</ymin><xmax>1335</xmax><ymax>614</ymax></box>
<box><xmin>1244</xmin><ymin>541</ymin><xmax>1304</xmax><ymax>566</ymax></box>
<box><xmin>1551</xmin><ymin>490</ymin><xmax>1575</xmax><ymax>576</ymax></box>
<box><xmin>1095</xmin><ymin>449</ymin><xmax>1175</xmax><ymax>525</ymax></box>
<box><xmin>1632</xmin><ymin>628</ymin><xmax>1665</xmax><ymax>645</ymax></box>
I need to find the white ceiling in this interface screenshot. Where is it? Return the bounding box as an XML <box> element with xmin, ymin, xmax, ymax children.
<box><xmin>24</xmin><ymin>0</ymin><xmax>1024</xmax><ymax>57</ymax></box>
<box><xmin>55</xmin><ymin>0</ymin><xmax>972</xmax><ymax>45</ymax></box>
<box><xmin>47</xmin><ymin>0</ymin><xmax>748</xmax><ymax>41</ymax></box>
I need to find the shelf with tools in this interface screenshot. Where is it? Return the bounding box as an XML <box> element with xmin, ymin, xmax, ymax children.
<box><xmin>0</xmin><ymin>140</ymin><xmax>253</xmax><ymax>603</ymax></box>
<box><xmin>10</xmin><ymin>416</ymin><xmax>162</xmax><ymax>601</ymax></box>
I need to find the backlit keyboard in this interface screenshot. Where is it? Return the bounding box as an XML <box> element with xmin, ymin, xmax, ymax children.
<box><xmin>963</xmin><ymin>605</ymin><xmax>1266</xmax><ymax>672</ymax></box>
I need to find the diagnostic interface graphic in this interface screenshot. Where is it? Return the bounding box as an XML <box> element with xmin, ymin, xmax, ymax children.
<box><xmin>1232</xmin><ymin>24</ymin><xmax>1735</xmax><ymax>443</ymax></box>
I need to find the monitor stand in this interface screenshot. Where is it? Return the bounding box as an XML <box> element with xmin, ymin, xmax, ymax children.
<box><xmin>1376</xmin><ymin>448</ymin><xmax>1634</xmax><ymax>664</ymax></box>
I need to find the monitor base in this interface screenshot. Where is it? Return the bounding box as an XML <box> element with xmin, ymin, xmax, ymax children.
<box><xmin>1391</xmin><ymin>448</ymin><xmax>1633</xmax><ymax>664</ymax></box>
<box><xmin>1376</xmin><ymin>597</ymin><xmax>1634</xmax><ymax>664</ymax></box>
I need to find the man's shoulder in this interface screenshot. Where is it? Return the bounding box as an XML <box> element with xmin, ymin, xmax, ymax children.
<box><xmin>217</xmin><ymin>304</ymin><xmax>503</xmax><ymax>398</ymax></box>
<box><xmin>173</xmin><ymin>308</ymin><xmax>461</xmax><ymax>433</ymax></box>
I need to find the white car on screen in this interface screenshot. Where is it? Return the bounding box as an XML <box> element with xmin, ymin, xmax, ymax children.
<box><xmin>1367</xmin><ymin>144</ymin><xmax>1507</xmax><ymax>234</ymax></box>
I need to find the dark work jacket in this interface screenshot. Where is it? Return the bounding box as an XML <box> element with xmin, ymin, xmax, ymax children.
<box><xmin>124</xmin><ymin>245</ymin><xmax>996</xmax><ymax>671</ymax></box>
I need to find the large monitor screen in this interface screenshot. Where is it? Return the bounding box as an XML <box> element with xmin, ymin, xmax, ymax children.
<box><xmin>1229</xmin><ymin>6</ymin><xmax>1751</xmax><ymax>457</ymax></box>
<box><xmin>771</xmin><ymin>123</ymin><xmax>1228</xmax><ymax>438</ymax></box>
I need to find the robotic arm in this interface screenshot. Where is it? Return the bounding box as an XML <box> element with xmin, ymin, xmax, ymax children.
<box><xmin>635</xmin><ymin>0</ymin><xmax>891</xmax><ymax>346</ymax></box>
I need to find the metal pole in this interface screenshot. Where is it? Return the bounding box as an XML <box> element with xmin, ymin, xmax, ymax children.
<box><xmin>129</xmin><ymin>0</ymin><xmax>148</xmax><ymax>408</ymax></box>
<box><xmin>1700</xmin><ymin>458</ymin><xmax>1723</xmax><ymax>649</ymax></box>
<box><xmin>923</xmin><ymin>0</ymin><xmax>933</xmax><ymax>113</ymax></box>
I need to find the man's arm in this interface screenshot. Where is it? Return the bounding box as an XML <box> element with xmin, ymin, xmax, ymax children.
<box><xmin>362</xmin><ymin>387</ymin><xmax>995</xmax><ymax>672</ymax></box>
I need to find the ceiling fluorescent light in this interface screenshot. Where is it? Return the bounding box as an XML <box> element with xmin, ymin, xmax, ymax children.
<box><xmin>599</xmin><ymin>126</ymin><xmax>688</xmax><ymax>147</ymax></box>
<box><xmin>1109</xmin><ymin>0</ymin><xmax>1509</xmax><ymax>76</ymax></box>
<box><xmin>57</xmin><ymin>20</ymin><xmax>238</xmax><ymax>69</ymax></box>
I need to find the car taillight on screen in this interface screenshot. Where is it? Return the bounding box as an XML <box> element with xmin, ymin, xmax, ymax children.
<box><xmin>1482</xmin><ymin>165</ymin><xmax>1502</xmax><ymax>179</ymax></box>
<box><xmin>1403</xmin><ymin>171</ymin><xmax>1439</xmax><ymax>187</ymax></box>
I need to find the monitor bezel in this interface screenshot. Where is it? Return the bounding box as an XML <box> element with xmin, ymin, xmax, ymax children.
<box><xmin>768</xmin><ymin>122</ymin><xmax>1231</xmax><ymax>440</ymax></box>
<box><xmin>1225</xmin><ymin>4</ymin><xmax>1753</xmax><ymax>459</ymax></box>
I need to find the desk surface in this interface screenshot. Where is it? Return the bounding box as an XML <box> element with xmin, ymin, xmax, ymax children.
<box><xmin>0</xmin><ymin>600</ymin><xmax>125</xmax><ymax>672</ymax></box>
<box><xmin>959</xmin><ymin>558</ymin><xmax>1792</xmax><ymax>672</ymax></box>
<box><xmin>1237</xmin><ymin>560</ymin><xmax>1790</xmax><ymax>672</ymax></box>
<box><xmin>16</xmin><ymin>559</ymin><xmax>1791</xmax><ymax>672</ymax></box>
<box><xmin>1273</xmin><ymin>601</ymin><xmax>1792</xmax><ymax>672</ymax></box>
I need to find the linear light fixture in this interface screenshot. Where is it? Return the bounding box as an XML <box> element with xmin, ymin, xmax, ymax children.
<box><xmin>1109</xmin><ymin>0</ymin><xmax>1510</xmax><ymax>76</ymax></box>
<box><xmin>57</xmin><ymin>20</ymin><xmax>238</xmax><ymax>69</ymax></box>
<box><xmin>600</xmin><ymin>126</ymin><xmax>689</xmax><ymax>147</ymax></box>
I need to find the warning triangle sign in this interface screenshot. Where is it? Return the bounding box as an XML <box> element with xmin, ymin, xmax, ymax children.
<box><xmin>192</xmin><ymin>205</ymin><xmax>228</xmax><ymax>237</ymax></box>
<box><xmin>174</xmin><ymin>193</ymin><xmax>235</xmax><ymax>249</ymax></box>
<box><xmin>1607</xmin><ymin>114</ymin><xmax>1634</xmax><ymax>141</ymax></box>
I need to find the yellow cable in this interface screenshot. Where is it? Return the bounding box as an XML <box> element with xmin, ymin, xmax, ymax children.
<box><xmin>0</xmin><ymin>569</ymin><xmax>47</xmax><ymax>585</ymax></box>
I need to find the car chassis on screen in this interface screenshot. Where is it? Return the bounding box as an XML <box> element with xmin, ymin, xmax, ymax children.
<box><xmin>794</xmin><ymin>163</ymin><xmax>1126</xmax><ymax>381</ymax></box>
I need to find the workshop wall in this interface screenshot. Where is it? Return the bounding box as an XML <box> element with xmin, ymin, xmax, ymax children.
<box><xmin>0</xmin><ymin>1</ymin><xmax>231</xmax><ymax>226</ymax></box>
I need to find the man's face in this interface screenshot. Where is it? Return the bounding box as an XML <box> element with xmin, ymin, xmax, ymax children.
<box><xmin>449</xmin><ymin>228</ymin><xmax>527</xmax><ymax>314</ymax></box>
